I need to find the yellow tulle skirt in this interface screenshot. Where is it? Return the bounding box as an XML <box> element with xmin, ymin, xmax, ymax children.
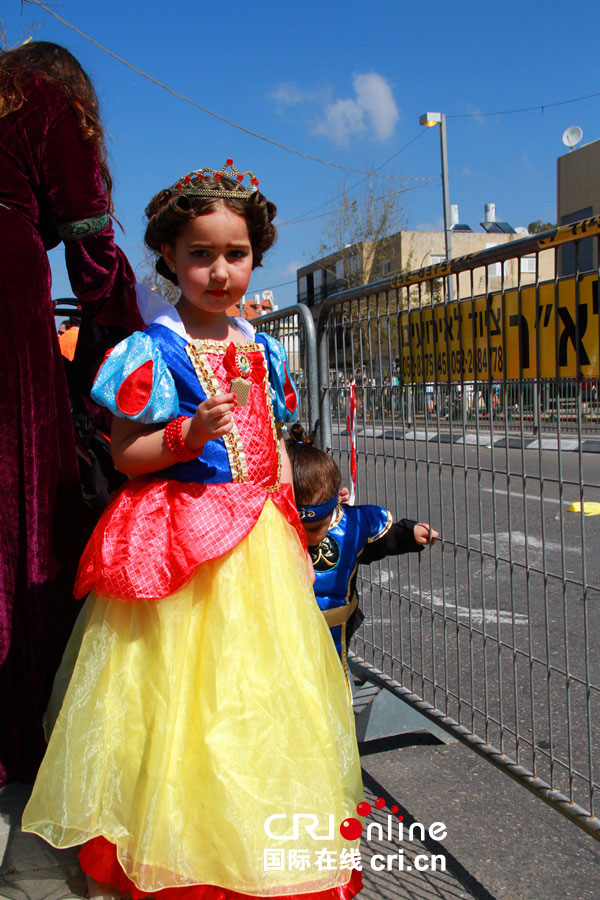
<box><xmin>22</xmin><ymin>501</ymin><xmax>363</xmax><ymax>896</ymax></box>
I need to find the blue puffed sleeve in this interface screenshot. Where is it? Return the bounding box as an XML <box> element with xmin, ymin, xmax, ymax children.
<box><xmin>91</xmin><ymin>331</ymin><xmax>179</xmax><ymax>423</ymax></box>
<box><xmin>255</xmin><ymin>332</ymin><xmax>299</xmax><ymax>425</ymax></box>
<box><xmin>359</xmin><ymin>505</ymin><xmax>394</xmax><ymax>542</ymax></box>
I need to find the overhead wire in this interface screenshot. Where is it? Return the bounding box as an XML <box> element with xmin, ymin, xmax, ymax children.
<box><xmin>32</xmin><ymin>3</ymin><xmax>600</xmax><ymax>299</ymax></box>
<box><xmin>280</xmin><ymin>182</ymin><xmax>429</xmax><ymax>227</ymax></box>
<box><xmin>28</xmin><ymin>2</ymin><xmax>599</xmax><ymax>131</ymax></box>
<box><xmin>279</xmin><ymin>129</ymin><xmax>430</xmax><ymax>226</ymax></box>
<box><xmin>447</xmin><ymin>91</ymin><xmax>600</xmax><ymax>119</ymax></box>
<box><xmin>25</xmin><ymin>0</ymin><xmax>428</xmax><ymax>181</ymax></box>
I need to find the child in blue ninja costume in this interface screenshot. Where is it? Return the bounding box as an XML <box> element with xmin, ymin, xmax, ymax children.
<box><xmin>286</xmin><ymin>423</ymin><xmax>438</xmax><ymax>667</ymax></box>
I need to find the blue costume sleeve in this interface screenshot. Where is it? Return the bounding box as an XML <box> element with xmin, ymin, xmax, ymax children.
<box><xmin>255</xmin><ymin>333</ymin><xmax>299</xmax><ymax>425</ymax></box>
<box><xmin>91</xmin><ymin>331</ymin><xmax>179</xmax><ymax>423</ymax></box>
<box><xmin>359</xmin><ymin>505</ymin><xmax>394</xmax><ymax>542</ymax></box>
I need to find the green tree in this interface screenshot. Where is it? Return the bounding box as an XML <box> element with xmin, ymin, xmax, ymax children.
<box><xmin>527</xmin><ymin>220</ymin><xmax>556</xmax><ymax>234</ymax></box>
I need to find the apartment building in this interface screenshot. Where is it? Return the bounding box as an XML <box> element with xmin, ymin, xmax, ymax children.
<box><xmin>297</xmin><ymin>204</ymin><xmax>554</xmax><ymax>308</ymax></box>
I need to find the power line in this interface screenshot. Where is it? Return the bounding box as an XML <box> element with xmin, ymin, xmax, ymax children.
<box><xmin>26</xmin><ymin>0</ymin><xmax>429</xmax><ymax>182</ymax></box>
<box><xmin>447</xmin><ymin>91</ymin><xmax>600</xmax><ymax>119</ymax></box>
<box><xmin>280</xmin><ymin>130</ymin><xmax>429</xmax><ymax>227</ymax></box>
<box><xmin>248</xmin><ymin>279</ymin><xmax>297</xmax><ymax>293</ymax></box>
<box><xmin>279</xmin><ymin>182</ymin><xmax>429</xmax><ymax>227</ymax></box>
<box><xmin>31</xmin><ymin>0</ymin><xmax>599</xmax><ymax>139</ymax></box>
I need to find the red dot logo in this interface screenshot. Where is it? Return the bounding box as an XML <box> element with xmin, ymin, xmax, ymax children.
<box><xmin>339</xmin><ymin>817</ymin><xmax>363</xmax><ymax>840</ymax></box>
<box><xmin>374</xmin><ymin>797</ymin><xmax>385</xmax><ymax>809</ymax></box>
<box><xmin>356</xmin><ymin>802</ymin><xmax>371</xmax><ymax>817</ymax></box>
<box><xmin>390</xmin><ymin>805</ymin><xmax>399</xmax><ymax>814</ymax></box>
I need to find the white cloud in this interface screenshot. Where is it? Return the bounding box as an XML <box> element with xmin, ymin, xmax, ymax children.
<box><xmin>284</xmin><ymin>260</ymin><xmax>302</xmax><ymax>276</ymax></box>
<box><xmin>270</xmin><ymin>83</ymin><xmax>326</xmax><ymax>106</ymax></box>
<box><xmin>313</xmin><ymin>73</ymin><xmax>398</xmax><ymax>146</ymax></box>
<box><xmin>353</xmin><ymin>73</ymin><xmax>399</xmax><ymax>141</ymax></box>
<box><xmin>313</xmin><ymin>96</ymin><xmax>367</xmax><ymax>144</ymax></box>
<box><xmin>271</xmin><ymin>83</ymin><xmax>306</xmax><ymax>105</ymax></box>
<box><xmin>271</xmin><ymin>72</ymin><xmax>398</xmax><ymax>147</ymax></box>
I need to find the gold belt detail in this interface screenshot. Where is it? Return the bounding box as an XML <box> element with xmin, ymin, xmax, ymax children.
<box><xmin>321</xmin><ymin>594</ymin><xmax>358</xmax><ymax>627</ymax></box>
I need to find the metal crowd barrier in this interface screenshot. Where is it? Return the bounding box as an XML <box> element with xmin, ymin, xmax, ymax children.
<box><xmin>258</xmin><ymin>217</ymin><xmax>600</xmax><ymax>838</ymax></box>
<box><xmin>253</xmin><ymin>301</ymin><xmax>320</xmax><ymax>436</ymax></box>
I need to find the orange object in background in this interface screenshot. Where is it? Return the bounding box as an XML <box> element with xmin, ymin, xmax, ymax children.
<box><xmin>58</xmin><ymin>326</ymin><xmax>79</xmax><ymax>361</ymax></box>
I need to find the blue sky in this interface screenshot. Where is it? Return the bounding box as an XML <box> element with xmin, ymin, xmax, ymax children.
<box><xmin>5</xmin><ymin>0</ymin><xmax>600</xmax><ymax>308</ymax></box>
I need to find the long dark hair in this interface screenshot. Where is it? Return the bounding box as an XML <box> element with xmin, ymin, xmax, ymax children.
<box><xmin>0</xmin><ymin>41</ymin><xmax>114</xmax><ymax>214</ymax></box>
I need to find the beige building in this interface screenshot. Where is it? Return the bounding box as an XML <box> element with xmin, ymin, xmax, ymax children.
<box><xmin>557</xmin><ymin>137</ymin><xmax>600</xmax><ymax>275</ymax></box>
<box><xmin>298</xmin><ymin>212</ymin><xmax>555</xmax><ymax>308</ymax></box>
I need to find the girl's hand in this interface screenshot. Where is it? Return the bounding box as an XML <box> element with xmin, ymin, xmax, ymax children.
<box><xmin>414</xmin><ymin>523</ymin><xmax>439</xmax><ymax>546</ymax></box>
<box><xmin>186</xmin><ymin>393</ymin><xmax>236</xmax><ymax>451</ymax></box>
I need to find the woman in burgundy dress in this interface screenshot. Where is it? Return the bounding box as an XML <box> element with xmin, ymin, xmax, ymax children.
<box><xmin>0</xmin><ymin>41</ymin><xmax>143</xmax><ymax>784</ymax></box>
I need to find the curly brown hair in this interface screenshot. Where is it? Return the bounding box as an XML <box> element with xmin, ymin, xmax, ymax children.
<box><xmin>0</xmin><ymin>41</ymin><xmax>114</xmax><ymax>214</ymax></box>
<box><xmin>144</xmin><ymin>174</ymin><xmax>277</xmax><ymax>282</ymax></box>
<box><xmin>285</xmin><ymin>423</ymin><xmax>341</xmax><ymax>505</ymax></box>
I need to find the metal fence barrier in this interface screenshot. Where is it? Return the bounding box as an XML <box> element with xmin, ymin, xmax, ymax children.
<box><xmin>259</xmin><ymin>217</ymin><xmax>600</xmax><ymax>839</ymax></box>
<box><xmin>253</xmin><ymin>302</ymin><xmax>320</xmax><ymax>436</ymax></box>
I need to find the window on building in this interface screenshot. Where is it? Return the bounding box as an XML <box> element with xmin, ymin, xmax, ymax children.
<box><xmin>520</xmin><ymin>255</ymin><xmax>536</xmax><ymax>274</ymax></box>
<box><xmin>430</xmin><ymin>254</ymin><xmax>445</xmax><ymax>267</ymax></box>
<box><xmin>335</xmin><ymin>259</ymin><xmax>344</xmax><ymax>279</ymax></box>
<box><xmin>347</xmin><ymin>255</ymin><xmax>361</xmax><ymax>276</ymax></box>
<box><xmin>314</xmin><ymin>269</ymin><xmax>322</xmax><ymax>288</ymax></box>
<box><xmin>485</xmin><ymin>243</ymin><xmax>507</xmax><ymax>279</ymax></box>
<box><xmin>381</xmin><ymin>260</ymin><xmax>391</xmax><ymax>276</ymax></box>
<box><xmin>298</xmin><ymin>275</ymin><xmax>308</xmax><ymax>303</ymax></box>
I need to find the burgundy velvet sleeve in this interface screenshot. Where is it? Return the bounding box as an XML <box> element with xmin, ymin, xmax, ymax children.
<box><xmin>40</xmin><ymin>99</ymin><xmax>144</xmax><ymax>416</ymax></box>
<box><xmin>41</xmin><ymin>101</ymin><xmax>108</xmax><ymax>222</ymax></box>
<box><xmin>41</xmin><ymin>103</ymin><xmax>143</xmax><ymax>335</ymax></box>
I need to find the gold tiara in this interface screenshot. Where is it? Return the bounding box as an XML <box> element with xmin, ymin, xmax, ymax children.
<box><xmin>170</xmin><ymin>158</ymin><xmax>259</xmax><ymax>199</ymax></box>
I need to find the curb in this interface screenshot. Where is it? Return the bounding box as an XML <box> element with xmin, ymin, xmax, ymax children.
<box><xmin>348</xmin><ymin>427</ymin><xmax>600</xmax><ymax>453</ymax></box>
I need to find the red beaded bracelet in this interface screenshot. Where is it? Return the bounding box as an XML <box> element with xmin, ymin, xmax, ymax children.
<box><xmin>164</xmin><ymin>416</ymin><xmax>199</xmax><ymax>462</ymax></box>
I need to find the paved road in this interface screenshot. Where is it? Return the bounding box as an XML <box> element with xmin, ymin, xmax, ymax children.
<box><xmin>330</xmin><ymin>428</ymin><xmax>600</xmax><ymax>827</ymax></box>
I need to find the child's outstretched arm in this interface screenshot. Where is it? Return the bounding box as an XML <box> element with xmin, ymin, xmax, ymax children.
<box><xmin>111</xmin><ymin>393</ymin><xmax>236</xmax><ymax>475</ymax></box>
<box><xmin>360</xmin><ymin>518</ymin><xmax>438</xmax><ymax>565</ymax></box>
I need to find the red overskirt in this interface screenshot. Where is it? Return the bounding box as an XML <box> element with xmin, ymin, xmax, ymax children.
<box><xmin>74</xmin><ymin>476</ymin><xmax>306</xmax><ymax>601</ymax></box>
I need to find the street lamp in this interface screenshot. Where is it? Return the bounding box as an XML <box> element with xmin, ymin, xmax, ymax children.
<box><xmin>419</xmin><ymin>111</ymin><xmax>453</xmax><ymax>301</ymax></box>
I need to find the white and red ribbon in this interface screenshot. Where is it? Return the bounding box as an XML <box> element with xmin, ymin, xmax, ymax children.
<box><xmin>346</xmin><ymin>379</ymin><xmax>357</xmax><ymax>505</ymax></box>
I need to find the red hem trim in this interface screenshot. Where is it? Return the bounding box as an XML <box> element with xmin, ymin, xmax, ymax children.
<box><xmin>79</xmin><ymin>837</ymin><xmax>362</xmax><ymax>900</ymax></box>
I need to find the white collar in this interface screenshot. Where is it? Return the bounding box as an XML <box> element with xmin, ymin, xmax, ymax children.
<box><xmin>135</xmin><ymin>284</ymin><xmax>256</xmax><ymax>342</ymax></box>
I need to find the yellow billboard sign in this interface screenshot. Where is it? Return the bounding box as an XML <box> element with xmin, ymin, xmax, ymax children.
<box><xmin>397</xmin><ymin>274</ymin><xmax>599</xmax><ymax>382</ymax></box>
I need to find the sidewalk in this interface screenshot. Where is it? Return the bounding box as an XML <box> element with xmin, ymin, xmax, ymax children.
<box><xmin>0</xmin><ymin>783</ymin><xmax>85</xmax><ymax>900</ymax></box>
<box><xmin>359</xmin><ymin>733</ymin><xmax>600</xmax><ymax>900</ymax></box>
<box><xmin>0</xmin><ymin>776</ymin><xmax>482</xmax><ymax>900</ymax></box>
<box><xmin>2</xmin><ymin>736</ymin><xmax>600</xmax><ymax>900</ymax></box>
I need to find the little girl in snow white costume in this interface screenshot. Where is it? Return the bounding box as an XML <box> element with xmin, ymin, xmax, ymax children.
<box><xmin>22</xmin><ymin>162</ymin><xmax>364</xmax><ymax>899</ymax></box>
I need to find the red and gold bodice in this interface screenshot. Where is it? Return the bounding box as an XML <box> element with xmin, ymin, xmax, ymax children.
<box><xmin>75</xmin><ymin>326</ymin><xmax>303</xmax><ymax>602</ymax></box>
